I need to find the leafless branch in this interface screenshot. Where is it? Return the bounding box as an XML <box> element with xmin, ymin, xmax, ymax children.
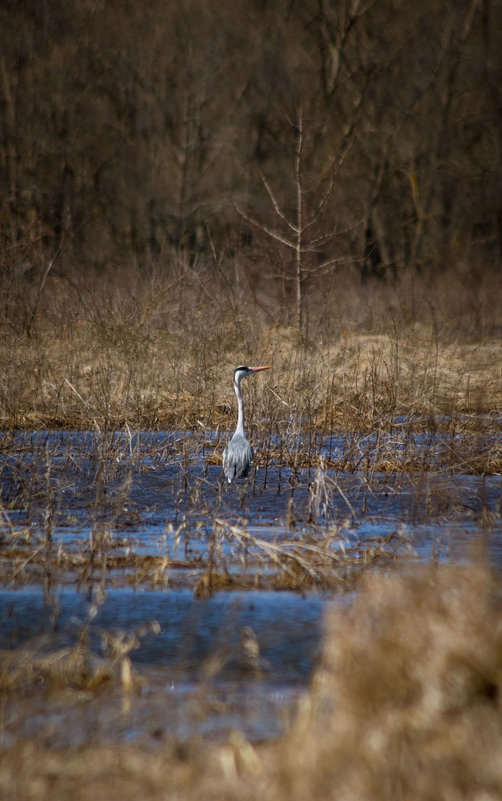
<box><xmin>259</xmin><ymin>171</ymin><xmax>297</xmax><ymax>232</ymax></box>
<box><xmin>234</xmin><ymin>204</ymin><xmax>297</xmax><ymax>250</ymax></box>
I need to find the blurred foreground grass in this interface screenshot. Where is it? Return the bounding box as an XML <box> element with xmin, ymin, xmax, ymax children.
<box><xmin>1</xmin><ymin>561</ymin><xmax>501</xmax><ymax>801</ymax></box>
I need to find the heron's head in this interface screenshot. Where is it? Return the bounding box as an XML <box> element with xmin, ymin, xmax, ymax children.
<box><xmin>233</xmin><ymin>365</ymin><xmax>271</xmax><ymax>384</ymax></box>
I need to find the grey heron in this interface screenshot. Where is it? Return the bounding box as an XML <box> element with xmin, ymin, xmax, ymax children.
<box><xmin>222</xmin><ymin>365</ymin><xmax>271</xmax><ymax>483</ymax></box>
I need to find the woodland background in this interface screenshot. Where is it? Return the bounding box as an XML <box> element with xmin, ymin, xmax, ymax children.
<box><xmin>1</xmin><ymin>0</ymin><xmax>501</xmax><ymax>334</ymax></box>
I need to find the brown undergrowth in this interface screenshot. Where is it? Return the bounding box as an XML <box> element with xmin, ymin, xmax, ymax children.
<box><xmin>1</xmin><ymin>561</ymin><xmax>502</xmax><ymax>800</ymax></box>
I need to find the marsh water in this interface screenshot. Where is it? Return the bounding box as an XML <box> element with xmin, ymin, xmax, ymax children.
<box><xmin>1</xmin><ymin>428</ymin><xmax>501</xmax><ymax>746</ymax></box>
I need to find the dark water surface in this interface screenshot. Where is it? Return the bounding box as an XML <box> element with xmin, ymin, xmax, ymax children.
<box><xmin>1</xmin><ymin>428</ymin><xmax>501</xmax><ymax>745</ymax></box>
<box><xmin>0</xmin><ymin>585</ymin><xmax>324</xmax><ymax>746</ymax></box>
<box><xmin>1</xmin><ymin>587</ymin><xmax>322</xmax><ymax>680</ymax></box>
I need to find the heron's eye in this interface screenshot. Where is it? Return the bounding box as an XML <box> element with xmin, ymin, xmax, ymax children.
<box><xmin>234</xmin><ymin>365</ymin><xmax>248</xmax><ymax>373</ymax></box>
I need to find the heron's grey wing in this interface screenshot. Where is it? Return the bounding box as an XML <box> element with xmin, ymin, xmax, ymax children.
<box><xmin>223</xmin><ymin>434</ymin><xmax>253</xmax><ymax>482</ymax></box>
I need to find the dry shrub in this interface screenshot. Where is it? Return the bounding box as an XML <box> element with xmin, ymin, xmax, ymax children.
<box><xmin>281</xmin><ymin>561</ymin><xmax>502</xmax><ymax>801</ymax></box>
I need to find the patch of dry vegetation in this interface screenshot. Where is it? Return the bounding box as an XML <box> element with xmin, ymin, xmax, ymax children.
<box><xmin>0</xmin><ymin>614</ymin><xmax>160</xmax><ymax>697</ymax></box>
<box><xmin>282</xmin><ymin>561</ymin><xmax>502</xmax><ymax>801</ymax></box>
<box><xmin>1</xmin><ymin>263</ymin><xmax>502</xmax><ymax>434</ymax></box>
<box><xmin>1</xmin><ymin>562</ymin><xmax>502</xmax><ymax>801</ymax></box>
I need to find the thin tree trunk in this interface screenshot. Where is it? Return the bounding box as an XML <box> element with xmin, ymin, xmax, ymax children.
<box><xmin>295</xmin><ymin>109</ymin><xmax>304</xmax><ymax>333</ymax></box>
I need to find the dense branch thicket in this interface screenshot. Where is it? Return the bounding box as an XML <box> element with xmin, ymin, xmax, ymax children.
<box><xmin>0</xmin><ymin>0</ymin><xmax>501</xmax><ymax>323</ymax></box>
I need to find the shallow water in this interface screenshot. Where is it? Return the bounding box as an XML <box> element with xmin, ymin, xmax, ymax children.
<box><xmin>1</xmin><ymin>587</ymin><xmax>322</xmax><ymax>680</ymax></box>
<box><xmin>1</xmin><ymin>429</ymin><xmax>501</xmax><ymax>745</ymax></box>
<box><xmin>0</xmin><ymin>585</ymin><xmax>324</xmax><ymax>746</ymax></box>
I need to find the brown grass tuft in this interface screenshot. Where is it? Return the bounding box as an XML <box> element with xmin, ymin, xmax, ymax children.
<box><xmin>281</xmin><ymin>562</ymin><xmax>502</xmax><ymax>801</ymax></box>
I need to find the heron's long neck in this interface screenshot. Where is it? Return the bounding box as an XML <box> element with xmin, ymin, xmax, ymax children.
<box><xmin>234</xmin><ymin>378</ymin><xmax>245</xmax><ymax>437</ymax></box>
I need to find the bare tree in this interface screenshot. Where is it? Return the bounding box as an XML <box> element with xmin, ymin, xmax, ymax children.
<box><xmin>236</xmin><ymin>108</ymin><xmax>352</xmax><ymax>333</ymax></box>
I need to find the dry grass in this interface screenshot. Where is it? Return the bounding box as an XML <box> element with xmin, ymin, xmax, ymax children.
<box><xmin>1</xmin><ymin>561</ymin><xmax>502</xmax><ymax>800</ymax></box>
<box><xmin>281</xmin><ymin>560</ymin><xmax>502</xmax><ymax>801</ymax></box>
<box><xmin>1</xmin><ymin>261</ymin><xmax>502</xmax><ymax>432</ymax></box>
<box><xmin>0</xmin><ymin>630</ymin><xmax>160</xmax><ymax>708</ymax></box>
<box><xmin>3</xmin><ymin>324</ymin><xmax>500</xmax><ymax>431</ymax></box>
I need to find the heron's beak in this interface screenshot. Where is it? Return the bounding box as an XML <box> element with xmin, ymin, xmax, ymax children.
<box><xmin>250</xmin><ymin>365</ymin><xmax>271</xmax><ymax>372</ymax></box>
